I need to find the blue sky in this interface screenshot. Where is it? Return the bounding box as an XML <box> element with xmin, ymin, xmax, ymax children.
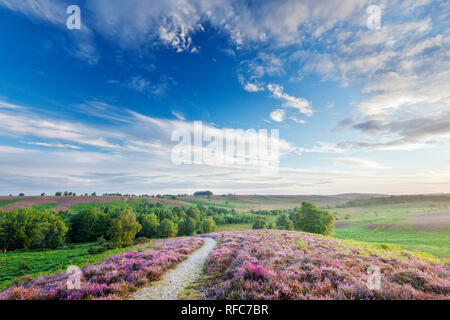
<box><xmin>0</xmin><ymin>0</ymin><xmax>449</xmax><ymax>195</ymax></box>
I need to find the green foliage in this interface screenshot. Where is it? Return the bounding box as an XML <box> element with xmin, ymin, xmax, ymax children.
<box><xmin>297</xmin><ymin>202</ymin><xmax>335</xmax><ymax>235</ymax></box>
<box><xmin>193</xmin><ymin>191</ymin><xmax>213</xmax><ymax>196</ymax></box>
<box><xmin>107</xmin><ymin>209</ymin><xmax>142</xmax><ymax>247</ymax></box>
<box><xmin>96</xmin><ymin>236</ymin><xmax>106</xmax><ymax>245</ymax></box>
<box><xmin>201</xmin><ymin>218</ymin><xmax>217</xmax><ymax>234</ymax></box>
<box><xmin>0</xmin><ymin>208</ymin><xmax>68</xmax><ymax>251</ymax></box>
<box><xmin>68</xmin><ymin>208</ymin><xmax>110</xmax><ymax>243</ymax></box>
<box><xmin>276</xmin><ymin>214</ymin><xmax>294</xmax><ymax>231</ymax></box>
<box><xmin>178</xmin><ymin>217</ymin><xmax>197</xmax><ymax>236</ymax></box>
<box><xmin>137</xmin><ymin>213</ymin><xmax>159</xmax><ymax>238</ymax></box>
<box><xmin>158</xmin><ymin>219</ymin><xmax>178</xmax><ymax>238</ymax></box>
<box><xmin>252</xmin><ymin>218</ymin><xmax>267</xmax><ymax>229</ymax></box>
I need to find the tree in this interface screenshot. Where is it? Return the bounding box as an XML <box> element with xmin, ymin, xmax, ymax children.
<box><xmin>158</xmin><ymin>219</ymin><xmax>178</xmax><ymax>238</ymax></box>
<box><xmin>178</xmin><ymin>217</ymin><xmax>196</xmax><ymax>236</ymax></box>
<box><xmin>276</xmin><ymin>214</ymin><xmax>294</xmax><ymax>230</ymax></box>
<box><xmin>297</xmin><ymin>202</ymin><xmax>335</xmax><ymax>235</ymax></box>
<box><xmin>18</xmin><ymin>193</ymin><xmax>24</xmax><ymax>196</ymax></box>
<box><xmin>0</xmin><ymin>208</ymin><xmax>68</xmax><ymax>251</ymax></box>
<box><xmin>137</xmin><ymin>213</ymin><xmax>159</xmax><ymax>238</ymax></box>
<box><xmin>200</xmin><ymin>218</ymin><xmax>216</xmax><ymax>234</ymax></box>
<box><xmin>108</xmin><ymin>209</ymin><xmax>142</xmax><ymax>247</ymax></box>
<box><xmin>193</xmin><ymin>191</ymin><xmax>213</xmax><ymax>197</ymax></box>
<box><xmin>252</xmin><ymin>218</ymin><xmax>267</xmax><ymax>229</ymax></box>
<box><xmin>68</xmin><ymin>208</ymin><xmax>110</xmax><ymax>243</ymax></box>
<box><xmin>55</xmin><ymin>192</ymin><xmax>62</xmax><ymax>196</ymax></box>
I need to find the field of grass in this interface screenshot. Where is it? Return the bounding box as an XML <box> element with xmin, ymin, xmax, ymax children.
<box><xmin>0</xmin><ymin>242</ymin><xmax>156</xmax><ymax>291</ymax></box>
<box><xmin>332</xmin><ymin>203</ymin><xmax>450</xmax><ymax>258</ymax></box>
<box><xmin>31</xmin><ymin>203</ymin><xmax>60</xmax><ymax>210</ymax></box>
<box><xmin>68</xmin><ymin>199</ymin><xmax>131</xmax><ymax>212</ymax></box>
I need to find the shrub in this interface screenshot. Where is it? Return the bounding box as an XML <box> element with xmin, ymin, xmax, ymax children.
<box><xmin>135</xmin><ymin>237</ymin><xmax>150</xmax><ymax>244</ymax></box>
<box><xmin>96</xmin><ymin>236</ymin><xmax>106</xmax><ymax>245</ymax></box>
<box><xmin>88</xmin><ymin>246</ymin><xmax>100</xmax><ymax>255</ymax></box>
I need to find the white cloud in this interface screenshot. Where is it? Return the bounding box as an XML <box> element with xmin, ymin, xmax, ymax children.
<box><xmin>171</xmin><ymin>111</ymin><xmax>185</xmax><ymax>121</ymax></box>
<box><xmin>270</xmin><ymin>109</ymin><xmax>286</xmax><ymax>122</ymax></box>
<box><xmin>290</xmin><ymin>117</ymin><xmax>306</xmax><ymax>124</ymax></box>
<box><xmin>328</xmin><ymin>157</ymin><xmax>388</xmax><ymax>169</ymax></box>
<box><xmin>266</xmin><ymin>83</ymin><xmax>313</xmax><ymax>116</ymax></box>
<box><xmin>244</xmin><ymin>82</ymin><xmax>264</xmax><ymax>92</ymax></box>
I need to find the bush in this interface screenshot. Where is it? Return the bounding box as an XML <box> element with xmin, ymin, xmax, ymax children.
<box><xmin>68</xmin><ymin>244</ymin><xmax>76</xmax><ymax>249</ymax></box>
<box><xmin>96</xmin><ymin>236</ymin><xmax>106</xmax><ymax>245</ymax></box>
<box><xmin>88</xmin><ymin>246</ymin><xmax>100</xmax><ymax>254</ymax></box>
<box><xmin>135</xmin><ymin>237</ymin><xmax>150</xmax><ymax>244</ymax></box>
<box><xmin>104</xmin><ymin>243</ymin><xmax>115</xmax><ymax>250</ymax></box>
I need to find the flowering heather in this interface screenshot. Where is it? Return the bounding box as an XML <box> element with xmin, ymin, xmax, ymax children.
<box><xmin>201</xmin><ymin>230</ymin><xmax>450</xmax><ymax>300</ymax></box>
<box><xmin>0</xmin><ymin>237</ymin><xmax>203</xmax><ymax>300</ymax></box>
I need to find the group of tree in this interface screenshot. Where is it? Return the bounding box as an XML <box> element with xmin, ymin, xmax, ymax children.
<box><xmin>0</xmin><ymin>201</ymin><xmax>225</xmax><ymax>251</ymax></box>
<box><xmin>193</xmin><ymin>191</ymin><xmax>213</xmax><ymax>197</ymax></box>
<box><xmin>273</xmin><ymin>202</ymin><xmax>335</xmax><ymax>235</ymax></box>
<box><xmin>0</xmin><ymin>199</ymin><xmax>335</xmax><ymax>252</ymax></box>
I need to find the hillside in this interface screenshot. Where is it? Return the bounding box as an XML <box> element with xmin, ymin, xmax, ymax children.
<box><xmin>1</xmin><ymin>230</ymin><xmax>448</xmax><ymax>300</ymax></box>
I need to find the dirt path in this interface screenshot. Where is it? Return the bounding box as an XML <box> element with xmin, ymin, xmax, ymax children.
<box><xmin>133</xmin><ymin>237</ymin><xmax>216</xmax><ymax>300</ymax></box>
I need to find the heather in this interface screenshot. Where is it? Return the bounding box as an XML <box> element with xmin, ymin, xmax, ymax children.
<box><xmin>201</xmin><ymin>230</ymin><xmax>450</xmax><ymax>300</ymax></box>
<box><xmin>0</xmin><ymin>237</ymin><xmax>203</xmax><ymax>300</ymax></box>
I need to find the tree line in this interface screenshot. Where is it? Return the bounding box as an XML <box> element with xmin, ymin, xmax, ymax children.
<box><xmin>0</xmin><ymin>201</ymin><xmax>265</xmax><ymax>251</ymax></box>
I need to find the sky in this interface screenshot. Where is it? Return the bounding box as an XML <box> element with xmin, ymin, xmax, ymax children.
<box><xmin>0</xmin><ymin>0</ymin><xmax>449</xmax><ymax>195</ymax></box>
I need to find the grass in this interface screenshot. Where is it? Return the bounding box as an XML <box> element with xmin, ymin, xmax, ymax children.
<box><xmin>69</xmin><ymin>199</ymin><xmax>131</xmax><ymax>212</ymax></box>
<box><xmin>334</xmin><ymin>227</ymin><xmax>450</xmax><ymax>258</ymax></box>
<box><xmin>0</xmin><ymin>242</ymin><xmax>154</xmax><ymax>291</ymax></box>
<box><xmin>32</xmin><ymin>203</ymin><xmax>60</xmax><ymax>210</ymax></box>
<box><xmin>333</xmin><ymin>203</ymin><xmax>450</xmax><ymax>258</ymax></box>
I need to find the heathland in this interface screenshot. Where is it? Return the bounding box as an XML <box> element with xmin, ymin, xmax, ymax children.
<box><xmin>0</xmin><ymin>193</ymin><xmax>449</xmax><ymax>299</ymax></box>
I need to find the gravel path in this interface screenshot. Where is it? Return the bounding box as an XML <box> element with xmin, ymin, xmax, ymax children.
<box><xmin>133</xmin><ymin>237</ymin><xmax>216</xmax><ymax>300</ymax></box>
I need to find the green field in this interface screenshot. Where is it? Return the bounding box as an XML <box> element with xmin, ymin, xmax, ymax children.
<box><xmin>332</xmin><ymin>203</ymin><xmax>450</xmax><ymax>258</ymax></box>
<box><xmin>69</xmin><ymin>199</ymin><xmax>132</xmax><ymax>212</ymax></box>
